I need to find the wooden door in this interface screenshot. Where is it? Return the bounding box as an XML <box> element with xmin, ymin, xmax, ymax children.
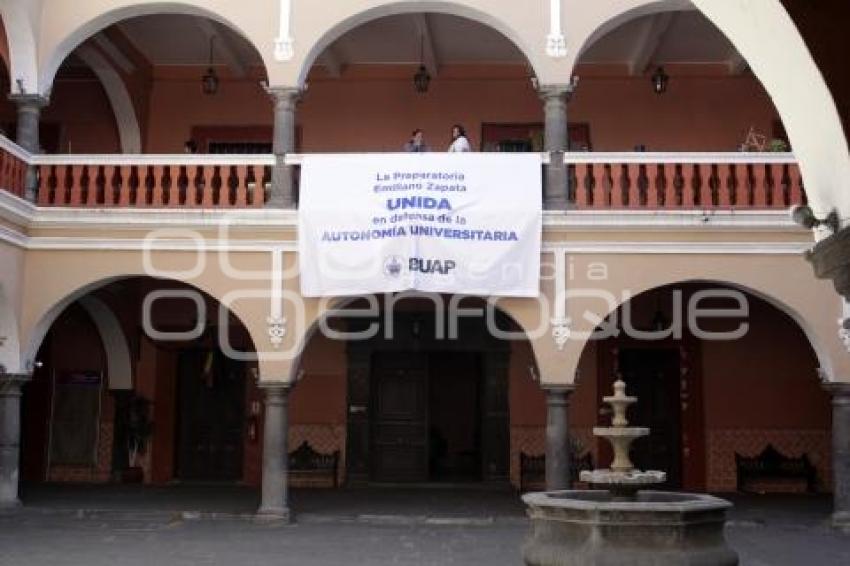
<box><xmin>176</xmin><ymin>350</ymin><xmax>245</xmax><ymax>481</ymax></box>
<box><xmin>618</xmin><ymin>348</ymin><xmax>682</xmax><ymax>487</ymax></box>
<box><xmin>370</xmin><ymin>353</ymin><xmax>429</xmax><ymax>482</ymax></box>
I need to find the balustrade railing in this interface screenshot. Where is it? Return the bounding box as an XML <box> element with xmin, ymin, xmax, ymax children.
<box><xmin>32</xmin><ymin>155</ymin><xmax>273</xmax><ymax>208</ymax></box>
<box><xmin>564</xmin><ymin>153</ymin><xmax>804</xmax><ymax>210</ymax></box>
<box><xmin>0</xmin><ymin>135</ymin><xmax>805</xmax><ymax>212</ymax></box>
<box><xmin>0</xmin><ymin>136</ymin><xmax>30</xmax><ymax>199</ymax></box>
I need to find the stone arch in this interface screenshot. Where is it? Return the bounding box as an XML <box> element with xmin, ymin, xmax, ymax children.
<box><xmin>0</xmin><ymin>1</ymin><xmax>39</xmax><ymax>94</ymax></box>
<box><xmin>22</xmin><ymin>274</ymin><xmax>261</xmax><ymax>376</ymax></box>
<box><xmin>568</xmin><ymin>277</ymin><xmax>836</xmax><ymax>386</ymax></box>
<box><xmin>77</xmin><ymin>296</ymin><xmax>133</xmax><ymax>389</ymax></box>
<box><xmin>293</xmin><ymin>0</ymin><xmax>549</xmax><ymax>88</ymax></box>
<box><xmin>39</xmin><ymin>1</ymin><xmax>271</xmax><ymax>97</ymax></box>
<box><xmin>75</xmin><ymin>46</ymin><xmax>142</xmax><ymax>153</ymax></box>
<box><xmin>0</xmin><ymin>283</ymin><xmax>21</xmax><ymax>375</ymax></box>
<box><xmin>286</xmin><ymin>293</ymin><xmax>548</xmax><ymax>384</ymax></box>
<box><xmin>566</xmin><ymin>0</ymin><xmax>850</xmax><ymax>222</ymax></box>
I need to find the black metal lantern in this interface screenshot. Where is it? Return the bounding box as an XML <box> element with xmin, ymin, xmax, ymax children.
<box><xmin>413</xmin><ymin>34</ymin><xmax>430</xmax><ymax>93</ymax></box>
<box><xmin>651</xmin><ymin>66</ymin><xmax>669</xmax><ymax>95</ymax></box>
<box><xmin>202</xmin><ymin>37</ymin><xmax>219</xmax><ymax>95</ymax></box>
<box><xmin>414</xmin><ymin>65</ymin><xmax>431</xmax><ymax>93</ymax></box>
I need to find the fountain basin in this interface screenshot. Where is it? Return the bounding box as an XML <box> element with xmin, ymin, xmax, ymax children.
<box><xmin>522</xmin><ymin>490</ymin><xmax>739</xmax><ymax>566</ymax></box>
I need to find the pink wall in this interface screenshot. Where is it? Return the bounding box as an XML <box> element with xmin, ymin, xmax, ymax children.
<box><xmin>0</xmin><ymin>77</ymin><xmax>120</xmax><ymax>152</ymax></box>
<box><xmin>143</xmin><ymin>65</ymin><xmax>778</xmax><ymax>153</ymax></box>
<box><xmin>0</xmin><ymin>63</ymin><xmax>779</xmax><ymax>154</ymax></box>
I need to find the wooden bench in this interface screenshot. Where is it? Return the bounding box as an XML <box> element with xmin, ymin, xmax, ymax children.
<box><xmin>519</xmin><ymin>451</ymin><xmax>594</xmax><ymax>492</ymax></box>
<box><xmin>289</xmin><ymin>441</ymin><xmax>340</xmax><ymax>488</ymax></box>
<box><xmin>735</xmin><ymin>444</ymin><xmax>818</xmax><ymax>494</ymax></box>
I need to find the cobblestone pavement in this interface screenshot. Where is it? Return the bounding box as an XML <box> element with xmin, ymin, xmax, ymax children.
<box><xmin>0</xmin><ymin>486</ymin><xmax>848</xmax><ymax>565</ymax></box>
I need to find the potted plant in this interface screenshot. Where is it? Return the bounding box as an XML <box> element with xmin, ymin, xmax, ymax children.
<box><xmin>122</xmin><ymin>394</ymin><xmax>152</xmax><ymax>483</ymax></box>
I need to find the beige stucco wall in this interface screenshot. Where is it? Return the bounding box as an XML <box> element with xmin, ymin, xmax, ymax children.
<box><xmin>2</xmin><ymin>213</ymin><xmax>845</xmax><ymax>388</ymax></box>
<box><xmin>0</xmin><ymin>238</ymin><xmax>24</xmax><ymax>373</ymax></box>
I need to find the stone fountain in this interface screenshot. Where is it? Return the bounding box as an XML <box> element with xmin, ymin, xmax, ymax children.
<box><xmin>522</xmin><ymin>380</ymin><xmax>738</xmax><ymax>566</ymax></box>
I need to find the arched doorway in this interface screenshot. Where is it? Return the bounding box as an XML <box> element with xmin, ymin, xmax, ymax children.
<box><xmin>20</xmin><ymin>276</ymin><xmax>259</xmax><ymax>488</ymax></box>
<box><xmin>290</xmin><ymin>294</ymin><xmax>541</xmax><ymax>487</ymax></box>
<box><xmin>572</xmin><ymin>281</ymin><xmax>831</xmax><ymax>493</ymax></box>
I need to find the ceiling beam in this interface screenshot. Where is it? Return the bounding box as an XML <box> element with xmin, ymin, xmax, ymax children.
<box><xmin>628</xmin><ymin>12</ymin><xmax>676</xmax><ymax>76</ymax></box>
<box><xmin>411</xmin><ymin>14</ymin><xmax>439</xmax><ymax>78</ymax></box>
<box><xmin>727</xmin><ymin>50</ymin><xmax>749</xmax><ymax>75</ymax></box>
<box><xmin>194</xmin><ymin>19</ymin><xmax>248</xmax><ymax>77</ymax></box>
<box><xmin>321</xmin><ymin>44</ymin><xmax>345</xmax><ymax>78</ymax></box>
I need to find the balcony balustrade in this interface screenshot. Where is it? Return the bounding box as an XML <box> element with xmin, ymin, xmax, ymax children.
<box><xmin>564</xmin><ymin>153</ymin><xmax>804</xmax><ymax>210</ymax></box>
<box><xmin>0</xmin><ymin>136</ymin><xmax>30</xmax><ymax>199</ymax></box>
<box><xmin>0</xmin><ymin>136</ymin><xmax>804</xmax><ymax>211</ymax></box>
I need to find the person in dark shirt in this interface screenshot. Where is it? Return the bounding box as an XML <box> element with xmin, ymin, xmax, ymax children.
<box><xmin>404</xmin><ymin>129</ymin><xmax>428</xmax><ymax>152</ymax></box>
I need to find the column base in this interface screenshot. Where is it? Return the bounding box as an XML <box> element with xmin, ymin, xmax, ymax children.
<box><xmin>832</xmin><ymin>511</ymin><xmax>850</xmax><ymax>532</ymax></box>
<box><xmin>0</xmin><ymin>498</ymin><xmax>22</xmax><ymax>512</ymax></box>
<box><xmin>255</xmin><ymin>506</ymin><xmax>291</xmax><ymax>523</ymax></box>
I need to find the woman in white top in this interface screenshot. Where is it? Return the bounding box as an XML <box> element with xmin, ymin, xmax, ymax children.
<box><xmin>447</xmin><ymin>124</ymin><xmax>471</xmax><ymax>152</ymax></box>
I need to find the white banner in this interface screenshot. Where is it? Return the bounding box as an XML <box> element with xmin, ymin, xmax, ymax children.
<box><xmin>298</xmin><ymin>153</ymin><xmax>542</xmax><ymax>297</ymax></box>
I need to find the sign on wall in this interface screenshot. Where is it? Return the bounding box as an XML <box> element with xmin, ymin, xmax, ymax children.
<box><xmin>299</xmin><ymin>153</ymin><xmax>542</xmax><ymax>297</ymax></box>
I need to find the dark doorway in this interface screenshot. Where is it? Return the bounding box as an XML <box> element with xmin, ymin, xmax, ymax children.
<box><xmin>428</xmin><ymin>352</ymin><xmax>482</xmax><ymax>481</ymax></box>
<box><xmin>175</xmin><ymin>350</ymin><xmax>245</xmax><ymax>481</ymax></box>
<box><xmin>369</xmin><ymin>351</ymin><xmax>486</xmax><ymax>483</ymax></box>
<box><xmin>617</xmin><ymin>348</ymin><xmax>682</xmax><ymax>487</ymax></box>
<box><xmin>370</xmin><ymin>353</ymin><xmax>429</xmax><ymax>482</ymax></box>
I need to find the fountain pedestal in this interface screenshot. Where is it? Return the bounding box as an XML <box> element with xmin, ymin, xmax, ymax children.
<box><xmin>522</xmin><ymin>380</ymin><xmax>738</xmax><ymax>566</ymax></box>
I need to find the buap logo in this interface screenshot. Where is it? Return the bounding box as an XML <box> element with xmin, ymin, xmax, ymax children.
<box><xmin>383</xmin><ymin>255</ymin><xmax>404</xmax><ymax>278</ymax></box>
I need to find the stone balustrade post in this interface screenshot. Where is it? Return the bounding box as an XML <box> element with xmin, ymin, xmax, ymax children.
<box><xmin>538</xmin><ymin>84</ymin><xmax>573</xmax><ymax>210</ymax></box>
<box><xmin>267</xmin><ymin>87</ymin><xmax>301</xmax><ymax>208</ymax></box>
<box><xmin>545</xmin><ymin>386</ymin><xmax>575</xmax><ymax>491</ymax></box>
<box><xmin>825</xmin><ymin>382</ymin><xmax>850</xmax><ymax>531</ymax></box>
<box><xmin>8</xmin><ymin>94</ymin><xmax>49</xmax><ymax>202</ymax></box>
<box><xmin>257</xmin><ymin>384</ymin><xmax>290</xmax><ymax>521</ymax></box>
<box><xmin>0</xmin><ymin>373</ymin><xmax>29</xmax><ymax>509</ymax></box>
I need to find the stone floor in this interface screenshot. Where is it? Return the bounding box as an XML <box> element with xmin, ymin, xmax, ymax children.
<box><xmin>0</xmin><ymin>485</ymin><xmax>848</xmax><ymax>565</ymax></box>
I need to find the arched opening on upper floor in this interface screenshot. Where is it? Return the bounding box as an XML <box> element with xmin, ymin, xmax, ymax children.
<box><xmin>3</xmin><ymin>8</ymin><xmax>270</xmax><ymax>154</ymax></box>
<box><xmin>19</xmin><ymin>276</ymin><xmax>260</xmax><ymax>495</ymax></box>
<box><xmin>569</xmin><ymin>0</ymin><xmax>850</xmax><ymax>220</ymax></box>
<box><xmin>283</xmin><ymin>11</ymin><xmax>543</xmax><ymax>154</ymax></box>
<box><xmin>572</xmin><ymin>8</ymin><xmax>786</xmax><ymax>152</ymax></box>
<box><xmin>570</xmin><ymin>280</ymin><xmax>831</xmax><ymax>494</ymax></box>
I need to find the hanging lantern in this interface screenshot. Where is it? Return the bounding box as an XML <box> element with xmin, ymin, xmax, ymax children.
<box><xmin>651</xmin><ymin>66</ymin><xmax>669</xmax><ymax>95</ymax></box>
<box><xmin>202</xmin><ymin>37</ymin><xmax>219</xmax><ymax>95</ymax></box>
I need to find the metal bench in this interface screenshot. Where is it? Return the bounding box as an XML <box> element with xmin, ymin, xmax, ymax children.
<box><xmin>289</xmin><ymin>441</ymin><xmax>340</xmax><ymax>488</ymax></box>
<box><xmin>735</xmin><ymin>444</ymin><xmax>818</xmax><ymax>493</ymax></box>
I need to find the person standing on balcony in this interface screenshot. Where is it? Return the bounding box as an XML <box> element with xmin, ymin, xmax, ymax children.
<box><xmin>447</xmin><ymin>124</ymin><xmax>471</xmax><ymax>152</ymax></box>
<box><xmin>404</xmin><ymin>129</ymin><xmax>429</xmax><ymax>152</ymax></box>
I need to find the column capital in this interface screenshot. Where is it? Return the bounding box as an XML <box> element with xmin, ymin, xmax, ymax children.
<box><xmin>543</xmin><ymin>384</ymin><xmax>576</xmax><ymax>403</ymax></box>
<box><xmin>537</xmin><ymin>82</ymin><xmax>576</xmax><ymax>103</ymax></box>
<box><xmin>8</xmin><ymin>93</ymin><xmax>49</xmax><ymax>110</ymax></box>
<box><xmin>824</xmin><ymin>381</ymin><xmax>850</xmax><ymax>401</ymax></box>
<box><xmin>265</xmin><ymin>85</ymin><xmax>303</xmax><ymax>106</ymax></box>
<box><xmin>258</xmin><ymin>382</ymin><xmax>290</xmax><ymax>392</ymax></box>
<box><xmin>0</xmin><ymin>373</ymin><xmax>31</xmax><ymax>396</ymax></box>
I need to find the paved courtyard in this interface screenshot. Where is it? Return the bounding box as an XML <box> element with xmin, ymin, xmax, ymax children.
<box><xmin>1</xmin><ymin>485</ymin><xmax>849</xmax><ymax>565</ymax></box>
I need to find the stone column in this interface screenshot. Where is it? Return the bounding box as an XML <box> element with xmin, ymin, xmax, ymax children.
<box><xmin>825</xmin><ymin>382</ymin><xmax>850</xmax><ymax>530</ymax></box>
<box><xmin>544</xmin><ymin>386</ymin><xmax>574</xmax><ymax>491</ymax></box>
<box><xmin>257</xmin><ymin>384</ymin><xmax>290</xmax><ymax>521</ymax></box>
<box><xmin>8</xmin><ymin>94</ymin><xmax>49</xmax><ymax>202</ymax></box>
<box><xmin>267</xmin><ymin>87</ymin><xmax>301</xmax><ymax>208</ymax></box>
<box><xmin>0</xmin><ymin>373</ymin><xmax>29</xmax><ymax>509</ymax></box>
<box><xmin>538</xmin><ymin>84</ymin><xmax>573</xmax><ymax>210</ymax></box>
